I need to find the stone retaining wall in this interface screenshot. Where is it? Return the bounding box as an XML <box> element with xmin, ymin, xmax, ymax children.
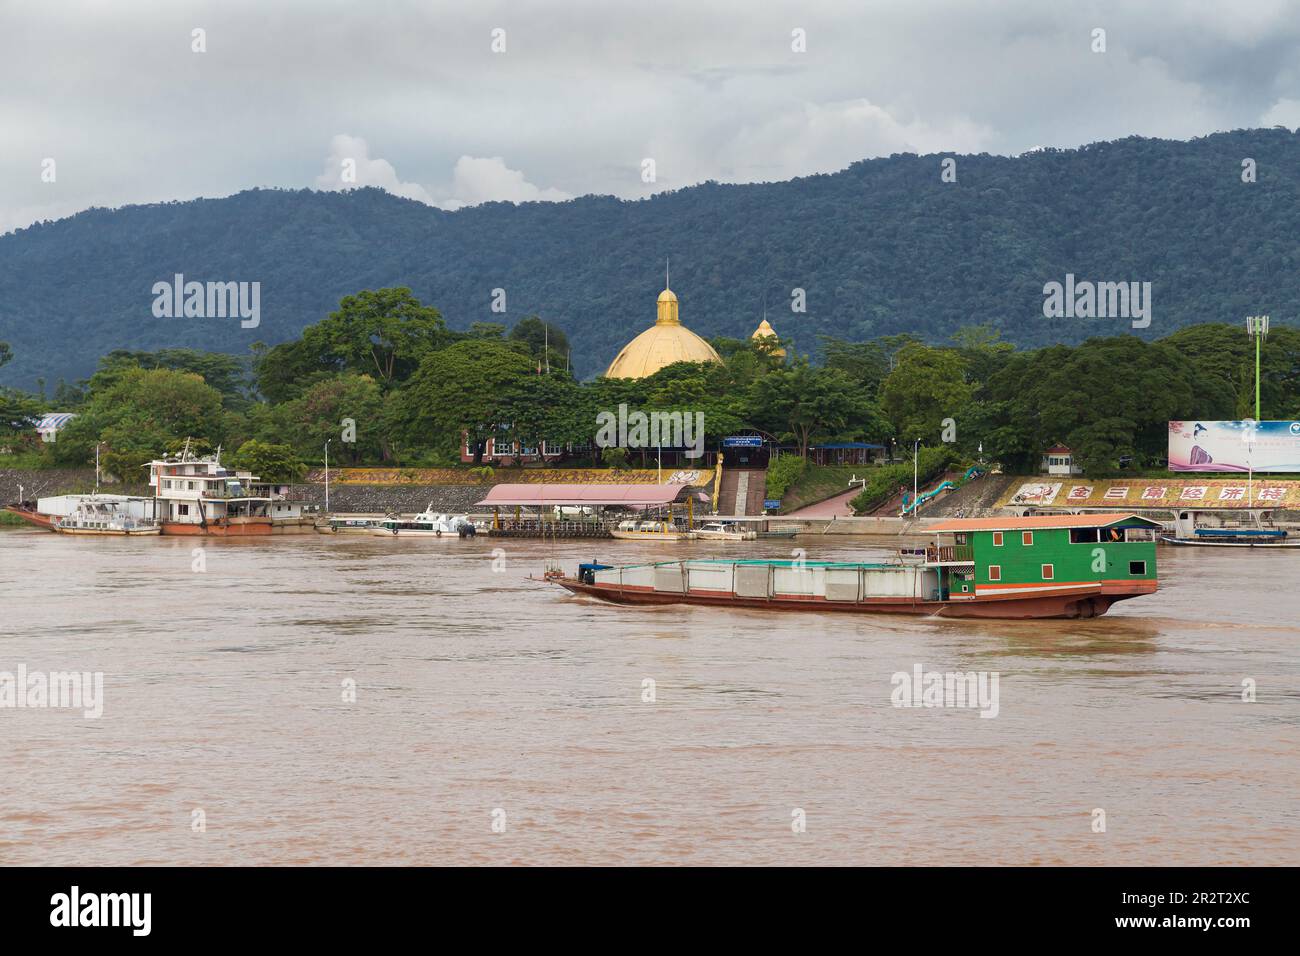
<box><xmin>305</xmin><ymin>484</ymin><xmax>490</xmax><ymax>515</ymax></box>
<box><xmin>0</xmin><ymin>468</ymin><xmax>151</xmax><ymax>503</ymax></box>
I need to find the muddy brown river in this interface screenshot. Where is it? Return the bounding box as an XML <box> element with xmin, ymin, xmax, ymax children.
<box><xmin>1</xmin><ymin>528</ymin><xmax>1296</xmax><ymax>865</ymax></box>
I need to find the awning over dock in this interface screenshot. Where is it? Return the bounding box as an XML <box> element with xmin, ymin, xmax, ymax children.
<box><xmin>476</xmin><ymin>483</ymin><xmax>702</xmax><ymax>507</ymax></box>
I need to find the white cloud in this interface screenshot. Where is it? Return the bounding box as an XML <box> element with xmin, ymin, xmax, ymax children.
<box><xmin>1261</xmin><ymin>98</ymin><xmax>1300</xmax><ymax>129</ymax></box>
<box><xmin>439</xmin><ymin>156</ymin><xmax>573</xmax><ymax>210</ymax></box>
<box><xmin>315</xmin><ymin>134</ymin><xmax>434</xmax><ymax>205</ymax></box>
<box><xmin>720</xmin><ymin>98</ymin><xmax>994</xmax><ymax>181</ymax></box>
<box><xmin>313</xmin><ymin>136</ymin><xmax>571</xmax><ymax>211</ymax></box>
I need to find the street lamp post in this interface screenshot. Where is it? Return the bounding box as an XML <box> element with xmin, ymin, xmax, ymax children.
<box><xmin>912</xmin><ymin>438</ymin><xmax>921</xmax><ymax>516</ymax></box>
<box><xmin>324</xmin><ymin>439</ymin><xmax>331</xmax><ymax>514</ymax></box>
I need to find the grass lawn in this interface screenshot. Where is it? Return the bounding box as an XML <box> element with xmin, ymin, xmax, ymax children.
<box><xmin>775</xmin><ymin>463</ymin><xmax>870</xmax><ymax>514</ymax></box>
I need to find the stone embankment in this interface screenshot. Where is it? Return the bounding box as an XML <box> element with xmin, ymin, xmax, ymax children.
<box><xmin>303</xmin><ymin>484</ymin><xmax>489</xmax><ymax>515</ymax></box>
<box><xmin>1</xmin><ymin>468</ymin><xmax>150</xmax><ymax>503</ymax></box>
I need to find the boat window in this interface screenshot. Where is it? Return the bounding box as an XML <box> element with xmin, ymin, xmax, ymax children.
<box><xmin>1124</xmin><ymin>528</ymin><xmax>1155</xmax><ymax>542</ymax></box>
<box><xmin>954</xmin><ymin>532</ymin><xmax>968</xmax><ymax>545</ymax></box>
<box><xmin>988</xmin><ymin>565</ymin><xmax>1001</xmax><ymax>581</ymax></box>
<box><xmin>1129</xmin><ymin>560</ymin><xmax>1146</xmax><ymax>575</ymax></box>
<box><xmin>1102</xmin><ymin>527</ymin><xmax>1124</xmax><ymax>543</ymax></box>
<box><xmin>1021</xmin><ymin>531</ymin><xmax>1034</xmax><ymax>546</ymax></box>
<box><xmin>1070</xmin><ymin>528</ymin><xmax>1099</xmax><ymax>543</ymax></box>
<box><xmin>1042</xmin><ymin>564</ymin><xmax>1054</xmax><ymax>580</ymax></box>
<box><xmin>992</xmin><ymin>532</ymin><xmax>1003</xmax><ymax>546</ymax></box>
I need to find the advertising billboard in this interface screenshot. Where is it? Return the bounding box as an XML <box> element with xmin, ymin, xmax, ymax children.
<box><xmin>1168</xmin><ymin>420</ymin><xmax>1300</xmax><ymax>472</ymax></box>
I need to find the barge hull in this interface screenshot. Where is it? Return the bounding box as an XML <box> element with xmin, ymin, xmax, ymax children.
<box><xmin>554</xmin><ymin>578</ymin><xmax>1139</xmax><ymax>620</ymax></box>
<box><xmin>161</xmin><ymin>518</ymin><xmax>274</xmax><ymax>536</ymax></box>
<box><xmin>3</xmin><ymin>505</ymin><xmax>55</xmax><ymax>530</ymax></box>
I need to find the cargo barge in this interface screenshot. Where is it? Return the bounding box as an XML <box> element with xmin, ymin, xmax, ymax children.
<box><xmin>550</xmin><ymin>514</ymin><xmax>1162</xmax><ymax>620</ymax></box>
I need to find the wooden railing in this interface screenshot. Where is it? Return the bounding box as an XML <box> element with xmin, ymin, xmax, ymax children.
<box><xmin>927</xmin><ymin>544</ymin><xmax>974</xmax><ymax>563</ymax></box>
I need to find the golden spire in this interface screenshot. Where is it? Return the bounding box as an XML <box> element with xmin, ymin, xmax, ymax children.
<box><xmin>656</xmin><ymin>286</ymin><xmax>680</xmax><ymax>325</ymax></box>
<box><xmin>752</xmin><ymin>315</ymin><xmax>785</xmax><ymax>358</ymax></box>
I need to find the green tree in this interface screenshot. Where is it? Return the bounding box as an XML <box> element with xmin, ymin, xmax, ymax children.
<box><xmin>54</xmin><ymin>368</ymin><xmax>227</xmax><ymax>479</ymax></box>
<box><xmin>748</xmin><ymin>364</ymin><xmax>872</xmax><ymax>458</ymax></box>
<box><xmin>819</xmin><ymin>337</ymin><xmax>889</xmax><ymax>396</ymax></box>
<box><xmin>498</xmin><ymin>373</ymin><xmax>584</xmax><ymax>463</ymax></box>
<box><xmin>229</xmin><ymin>439</ymin><xmax>307</xmax><ymax>483</ymax></box>
<box><xmin>880</xmin><ymin>344</ymin><xmax>973</xmax><ymax>445</ymax></box>
<box><xmin>984</xmin><ymin>336</ymin><xmax>1231</xmax><ymax>476</ymax></box>
<box><xmin>256</xmin><ymin>288</ymin><xmax>448</xmax><ymax>401</ymax></box>
<box><xmin>397</xmin><ymin>339</ymin><xmax>535</xmax><ymax>463</ymax></box>
<box><xmin>276</xmin><ymin>373</ymin><xmax>386</xmax><ymax>463</ymax></box>
<box><xmin>508</xmin><ymin>316</ymin><xmax>570</xmax><ymax>369</ymax></box>
<box><xmin>89</xmin><ymin>349</ymin><xmax>251</xmax><ymax>407</ymax></box>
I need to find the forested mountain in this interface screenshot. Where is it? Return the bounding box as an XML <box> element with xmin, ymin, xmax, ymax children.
<box><xmin>3</xmin><ymin>127</ymin><xmax>1298</xmax><ymax>390</ymax></box>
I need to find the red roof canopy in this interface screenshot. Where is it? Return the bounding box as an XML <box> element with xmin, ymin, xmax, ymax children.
<box><xmin>927</xmin><ymin>513</ymin><xmax>1161</xmax><ymax>533</ymax></box>
<box><xmin>476</xmin><ymin>483</ymin><xmax>695</xmax><ymax>507</ymax></box>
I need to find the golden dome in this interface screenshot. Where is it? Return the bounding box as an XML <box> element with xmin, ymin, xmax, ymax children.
<box><xmin>751</xmin><ymin>317</ymin><xmax>785</xmax><ymax>358</ymax></box>
<box><xmin>604</xmin><ymin>285</ymin><xmax>722</xmax><ymax>379</ymax></box>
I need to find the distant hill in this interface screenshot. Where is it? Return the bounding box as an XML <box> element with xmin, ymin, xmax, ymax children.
<box><xmin>3</xmin><ymin>128</ymin><xmax>1299</xmax><ymax>390</ymax></box>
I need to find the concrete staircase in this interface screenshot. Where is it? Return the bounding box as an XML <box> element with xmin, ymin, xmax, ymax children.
<box><xmin>734</xmin><ymin>470</ymin><xmax>750</xmax><ymax>515</ymax></box>
<box><xmin>715</xmin><ymin>468</ymin><xmax>768</xmax><ymax>516</ymax></box>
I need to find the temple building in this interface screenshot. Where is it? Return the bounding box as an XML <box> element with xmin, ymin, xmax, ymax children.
<box><xmin>751</xmin><ymin>316</ymin><xmax>785</xmax><ymax>358</ymax></box>
<box><xmin>604</xmin><ymin>283</ymin><xmax>722</xmax><ymax>379</ymax></box>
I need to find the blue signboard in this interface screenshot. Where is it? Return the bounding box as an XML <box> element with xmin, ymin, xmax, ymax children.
<box><xmin>763</xmin><ymin>499</ymin><xmax>781</xmax><ymax>510</ymax></box>
<box><xmin>723</xmin><ymin>435</ymin><xmax>764</xmax><ymax>447</ymax></box>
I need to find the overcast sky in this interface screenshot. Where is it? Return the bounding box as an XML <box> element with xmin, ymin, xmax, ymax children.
<box><xmin>4</xmin><ymin>0</ymin><xmax>1300</xmax><ymax>234</ymax></box>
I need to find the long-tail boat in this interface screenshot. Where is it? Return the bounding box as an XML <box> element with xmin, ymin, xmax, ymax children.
<box><xmin>549</xmin><ymin>514</ymin><xmax>1161</xmax><ymax>620</ymax></box>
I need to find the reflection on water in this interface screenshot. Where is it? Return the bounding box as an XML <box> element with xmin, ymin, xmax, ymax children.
<box><xmin>0</xmin><ymin>528</ymin><xmax>1297</xmax><ymax>865</ymax></box>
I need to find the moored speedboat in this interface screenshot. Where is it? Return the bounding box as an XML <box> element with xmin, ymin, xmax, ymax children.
<box><xmin>369</xmin><ymin>506</ymin><xmax>473</xmax><ymax>537</ymax></box>
<box><xmin>318</xmin><ymin>516</ymin><xmax>379</xmax><ymax>534</ymax></box>
<box><xmin>693</xmin><ymin>521</ymin><xmax>756</xmax><ymax>541</ymax></box>
<box><xmin>551</xmin><ymin>513</ymin><xmax>1162</xmax><ymax>620</ymax></box>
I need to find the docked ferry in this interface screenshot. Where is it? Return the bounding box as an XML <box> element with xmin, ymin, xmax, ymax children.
<box><xmin>147</xmin><ymin>448</ymin><xmax>307</xmax><ymax>535</ymax></box>
<box><xmin>551</xmin><ymin>514</ymin><xmax>1161</xmax><ymax>620</ymax></box>
<box><xmin>51</xmin><ymin>497</ymin><xmax>160</xmax><ymax>535</ymax></box>
<box><xmin>610</xmin><ymin>519</ymin><xmax>693</xmax><ymax>541</ymax></box>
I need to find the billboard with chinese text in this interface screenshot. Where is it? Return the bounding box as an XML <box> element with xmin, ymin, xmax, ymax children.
<box><xmin>1004</xmin><ymin>479</ymin><xmax>1300</xmax><ymax>509</ymax></box>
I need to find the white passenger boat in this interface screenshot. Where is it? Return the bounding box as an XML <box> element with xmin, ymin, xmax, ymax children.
<box><xmin>693</xmin><ymin>521</ymin><xmax>756</xmax><ymax>541</ymax></box>
<box><xmin>369</xmin><ymin>506</ymin><xmax>474</xmax><ymax>537</ymax></box>
<box><xmin>610</xmin><ymin>519</ymin><xmax>693</xmax><ymax>541</ymax></box>
<box><xmin>318</xmin><ymin>516</ymin><xmax>379</xmax><ymax>534</ymax></box>
<box><xmin>50</xmin><ymin>498</ymin><xmax>161</xmax><ymax>536</ymax></box>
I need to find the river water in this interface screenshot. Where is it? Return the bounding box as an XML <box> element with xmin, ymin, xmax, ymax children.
<box><xmin>1</xmin><ymin>527</ymin><xmax>1296</xmax><ymax>866</ymax></box>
